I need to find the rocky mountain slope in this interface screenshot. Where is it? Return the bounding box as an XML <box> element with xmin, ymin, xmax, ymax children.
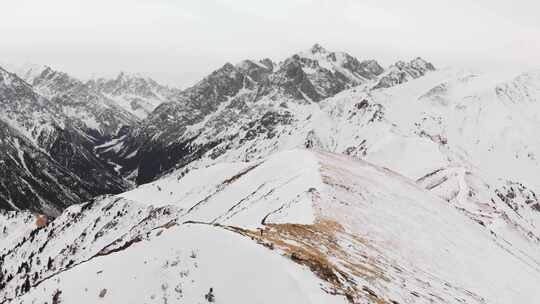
<box><xmin>103</xmin><ymin>44</ymin><xmax>389</xmax><ymax>184</ymax></box>
<box><xmin>2</xmin><ymin>44</ymin><xmax>540</xmax><ymax>303</ymax></box>
<box><xmin>0</xmin><ymin>62</ymin><xmax>183</xmax><ymax>214</ymax></box>
<box><xmin>24</xmin><ymin>66</ymin><xmax>139</xmax><ymax>136</ymax></box>
<box><xmin>0</xmin><ymin>67</ymin><xmax>130</xmax><ymax>214</ymax></box>
<box><xmin>87</xmin><ymin>72</ymin><xmax>179</xmax><ymax>119</ymax></box>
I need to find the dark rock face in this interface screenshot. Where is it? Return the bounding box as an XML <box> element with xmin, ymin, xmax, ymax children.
<box><xmin>268</xmin><ymin>57</ymin><xmax>323</xmax><ymax>101</ymax></box>
<box><xmin>48</xmin><ymin>127</ymin><xmax>127</xmax><ymax>191</ymax></box>
<box><xmin>261</xmin><ymin>45</ymin><xmax>384</xmax><ymax>103</ymax></box>
<box><xmin>0</xmin><ymin>121</ymin><xmax>121</xmax><ymax>215</ymax></box>
<box><xmin>0</xmin><ymin>67</ymin><xmax>130</xmax><ymax>215</ymax></box>
<box><xmin>121</xmin><ymin>62</ymin><xmax>261</xmax><ymax>184</ymax></box>
<box><xmin>496</xmin><ymin>182</ymin><xmax>540</xmax><ymax>214</ymax></box>
<box><xmin>136</xmin><ymin>136</ymin><xmax>225</xmax><ymax>185</ymax></box>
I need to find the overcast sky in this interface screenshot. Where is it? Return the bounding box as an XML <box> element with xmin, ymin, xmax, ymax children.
<box><xmin>1</xmin><ymin>0</ymin><xmax>539</xmax><ymax>87</ymax></box>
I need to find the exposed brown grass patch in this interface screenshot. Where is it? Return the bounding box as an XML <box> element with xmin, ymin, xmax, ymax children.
<box><xmin>225</xmin><ymin>219</ymin><xmax>390</xmax><ymax>303</ymax></box>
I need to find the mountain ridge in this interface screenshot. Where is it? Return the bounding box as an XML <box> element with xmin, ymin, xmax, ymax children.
<box><xmin>2</xmin><ymin>149</ymin><xmax>539</xmax><ymax>303</ymax></box>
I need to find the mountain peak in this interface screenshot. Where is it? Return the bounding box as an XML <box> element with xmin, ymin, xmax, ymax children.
<box><xmin>222</xmin><ymin>62</ymin><xmax>236</xmax><ymax>70</ymax></box>
<box><xmin>114</xmin><ymin>71</ymin><xmax>153</xmax><ymax>83</ymax></box>
<box><xmin>309</xmin><ymin>43</ymin><xmax>328</xmax><ymax>54</ymax></box>
<box><xmin>38</xmin><ymin>65</ymin><xmax>68</xmax><ymax>79</ymax></box>
<box><xmin>410</xmin><ymin>57</ymin><xmax>436</xmax><ymax>71</ymax></box>
<box><xmin>116</xmin><ymin>71</ymin><xmax>127</xmax><ymax>81</ymax></box>
<box><xmin>0</xmin><ymin>62</ymin><xmax>47</xmax><ymax>84</ymax></box>
<box><xmin>0</xmin><ymin>66</ymin><xmax>23</xmax><ymax>87</ymax></box>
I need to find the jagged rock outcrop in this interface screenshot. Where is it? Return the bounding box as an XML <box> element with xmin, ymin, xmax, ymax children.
<box><xmin>373</xmin><ymin>57</ymin><xmax>435</xmax><ymax>89</ymax></box>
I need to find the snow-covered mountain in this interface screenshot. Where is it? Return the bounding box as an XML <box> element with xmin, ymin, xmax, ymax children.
<box><xmin>87</xmin><ymin>72</ymin><xmax>179</xmax><ymax>119</ymax></box>
<box><xmin>2</xmin><ymin>44</ymin><xmax>540</xmax><ymax>303</ymax></box>
<box><xmin>14</xmin><ymin>64</ymin><xmax>178</xmax><ymax>121</ymax></box>
<box><xmin>0</xmin><ymin>63</ymin><xmax>182</xmax><ymax>214</ymax></box>
<box><xmin>25</xmin><ymin>66</ymin><xmax>139</xmax><ymax>135</ymax></box>
<box><xmin>103</xmin><ymin>44</ymin><xmax>388</xmax><ymax>184</ymax></box>
<box><xmin>0</xmin><ymin>67</ymin><xmax>129</xmax><ymax>215</ymax></box>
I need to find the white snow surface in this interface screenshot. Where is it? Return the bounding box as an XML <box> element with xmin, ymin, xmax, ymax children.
<box><xmin>17</xmin><ymin>223</ymin><xmax>343</xmax><ymax>304</ymax></box>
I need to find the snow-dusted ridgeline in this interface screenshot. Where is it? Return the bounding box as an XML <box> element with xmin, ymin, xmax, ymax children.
<box><xmin>2</xmin><ymin>150</ymin><xmax>539</xmax><ymax>303</ymax></box>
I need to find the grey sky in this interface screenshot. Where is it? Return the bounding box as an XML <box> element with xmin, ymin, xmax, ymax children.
<box><xmin>1</xmin><ymin>0</ymin><xmax>539</xmax><ymax>87</ymax></box>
